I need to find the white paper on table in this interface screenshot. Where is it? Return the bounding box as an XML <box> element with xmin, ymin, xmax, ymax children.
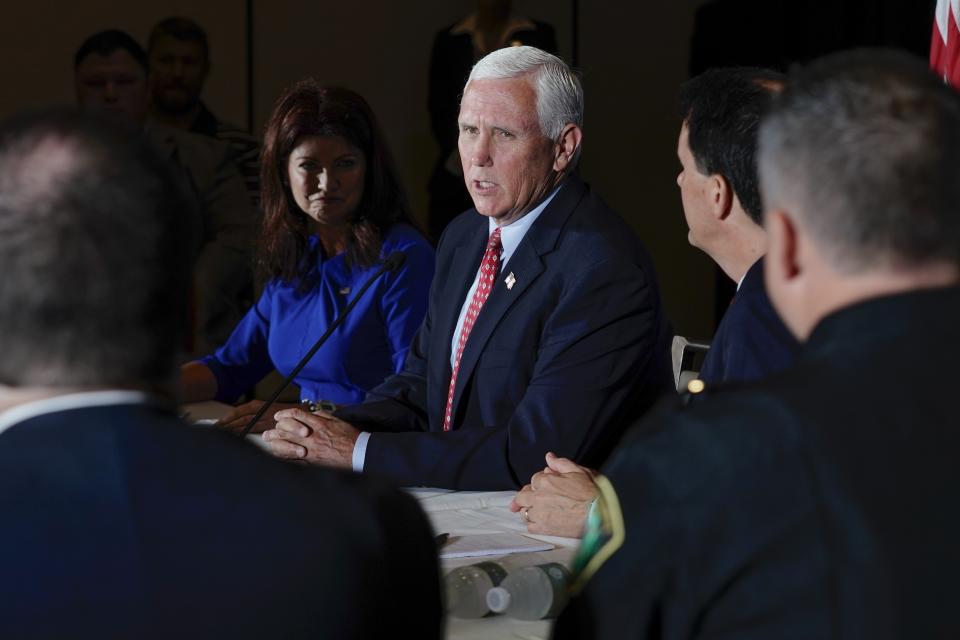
<box><xmin>439</xmin><ymin>532</ymin><xmax>554</xmax><ymax>559</ymax></box>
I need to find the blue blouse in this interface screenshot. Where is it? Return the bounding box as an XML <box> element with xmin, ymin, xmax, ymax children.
<box><xmin>201</xmin><ymin>224</ymin><xmax>434</xmax><ymax>406</ymax></box>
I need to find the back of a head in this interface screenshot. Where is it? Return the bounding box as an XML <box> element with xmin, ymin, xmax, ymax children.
<box><xmin>759</xmin><ymin>49</ymin><xmax>960</xmax><ymax>272</ymax></box>
<box><xmin>679</xmin><ymin>67</ymin><xmax>784</xmax><ymax>225</ymax></box>
<box><xmin>0</xmin><ymin>110</ymin><xmax>195</xmax><ymax>389</ymax></box>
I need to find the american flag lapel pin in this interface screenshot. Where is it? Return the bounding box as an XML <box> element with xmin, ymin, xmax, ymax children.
<box><xmin>505</xmin><ymin>272</ymin><xmax>516</xmax><ymax>290</ymax></box>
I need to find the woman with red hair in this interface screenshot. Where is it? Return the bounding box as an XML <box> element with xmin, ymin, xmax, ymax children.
<box><xmin>181</xmin><ymin>81</ymin><xmax>434</xmax><ymax>432</ymax></box>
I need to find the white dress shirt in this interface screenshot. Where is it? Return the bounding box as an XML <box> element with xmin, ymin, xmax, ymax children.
<box><xmin>0</xmin><ymin>390</ymin><xmax>153</xmax><ymax>438</ymax></box>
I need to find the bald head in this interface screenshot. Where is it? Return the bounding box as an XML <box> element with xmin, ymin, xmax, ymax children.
<box><xmin>0</xmin><ymin>110</ymin><xmax>195</xmax><ymax>389</ymax></box>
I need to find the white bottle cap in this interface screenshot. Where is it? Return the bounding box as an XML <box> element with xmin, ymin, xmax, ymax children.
<box><xmin>486</xmin><ymin>586</ymin><xmax>511</xmax><ymax>613</ymax></box>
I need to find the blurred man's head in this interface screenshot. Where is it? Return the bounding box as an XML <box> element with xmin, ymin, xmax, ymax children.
<box><xmin>676</xmin><ymin>67</ymin><xmax>783</xmax><ymax>274</ymax></box>
<box><xmin>74</xmin><ymin>30</ymin><xmax>149</xmax><ymax>129</ymax></box>
<box><xmin>147</xmin><ymin>17</ymin><xmax>210</xmax><ymax>117</ymax></box>
<box><xmin>0</xmin><ymin>110</ymin><xmax>195</xmax><ymax>392</ymax></box>
<box><xmin>759</xmin><ymin>49</ymin><xmax>960</xmax><ymax>339</ymax></box>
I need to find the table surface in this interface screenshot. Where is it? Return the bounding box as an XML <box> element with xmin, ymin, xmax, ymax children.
<box><xmin>183</xmin><ymin>402</ymin><xmax>580</xmax><ymax>639</ymax></box>
<box><xmin>409</xmin><ymin>488</ymin><xmax>579</xmax><ymax>640</ymax></box>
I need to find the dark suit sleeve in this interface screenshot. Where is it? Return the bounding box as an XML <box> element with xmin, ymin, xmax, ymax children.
<box><xmin>352</xmin><ymin>255</ymin><xmax>665</xmax><ymax>489</ymax></box>
<box><xmin>555</xmin><ymin>397</ymin><xmax>827</xmax><ymax>639</ymax></box>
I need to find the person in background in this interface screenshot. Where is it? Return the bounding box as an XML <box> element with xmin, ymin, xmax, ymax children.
<box><xmin>147</xmin><ymin>16</ymin><xmax>261</xmax><ymax>207</ymax></box>
<box><xmin>180</xmin><ymin>81</ymin><xmax>434</xmax><ymax>433</ymax></box>
<box><xmin>74</xmin><ymin>29</ymin><xmax>258</xmax><ymax>355</ymax></box>
<box><xmin>427</xmin><ymin>0</ymin><xmax>557</xmax><ymax>240</ymax></box>
<box><xmin>0</xmin><ymin>109</ymin><xmax>441</xmax><ymax>639</ymax></box>
<box><xmin>555</xmin><ymin>49</ymin><xmax>960</xmax><ymax>638</ymax></box>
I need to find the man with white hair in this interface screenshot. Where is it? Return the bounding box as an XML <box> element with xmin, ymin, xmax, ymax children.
<box><xmin>554</xmin><ymin>49</ymin><xmax>960</xmax><ymax>639</ymax></box>
<box><xmin>262</xmin><ymin>46</ymin><xmax>672</xmax><ymax>490</ymax></box>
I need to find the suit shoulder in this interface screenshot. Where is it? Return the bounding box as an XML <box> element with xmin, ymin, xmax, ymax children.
<box><xmin>623</xmin><ymin>382</ymin><xmax>806</xmax><ymax>463</ymax></box>
<box><xmin>436</xmin><ymin>209</ymin><xmax>482</xmax><ymax>247</ymax></box>
<box><xmin>560</xmin><ymin>187</ymin><xmax>654</xmax><ymax>270</ymax></box>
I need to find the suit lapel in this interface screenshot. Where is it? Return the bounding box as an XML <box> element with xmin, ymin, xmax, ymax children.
<box><xmin>449</xmin><ymin>178</ymin><xmax>588</xmax><ymax>416</ymax></box>
<box><xmin>432</xmin><ymin>217</ymin><xmax>486</xmax><ymax>394</ymax></box>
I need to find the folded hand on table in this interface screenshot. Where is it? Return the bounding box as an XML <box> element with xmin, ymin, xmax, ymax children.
<box><xmin>261</xmin><ymin>408</ymin><xmax>359</xmax><ymax>469</ymax></box>
<box><xmin>510</xmin><ymin>452</ymin><xmax>598</xmax><ymax>538</ymax></box>
<box><xmin>216</xmin><ymin>400</ymin><xmax>300</xmax><ymax>434</ymax></box>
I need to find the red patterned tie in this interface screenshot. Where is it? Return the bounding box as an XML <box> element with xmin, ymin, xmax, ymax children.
<box><xmin>443</xmin><ymin>228</ymin><xmax>503</xmax><ymax>431</ymax></box>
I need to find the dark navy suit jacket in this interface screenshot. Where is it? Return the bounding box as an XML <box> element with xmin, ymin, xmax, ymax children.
<box><xmin>698</xmin><ymin>258</ymin><xmax>799</xmax><ymax>384</ymax></box>
<box><xmin>338</xmin><ymin>177</ymin><xmax>673</xmax><ymax>490</ymax></box>
<box><xmin>0</xmin><ymin>399</ymin><xmax>441</xmax><ymax>639</ymax></box>
<box><xmin>556</xmin><ymin>286</ymin><xmax>960</xmax><ymax>639</ymax></box>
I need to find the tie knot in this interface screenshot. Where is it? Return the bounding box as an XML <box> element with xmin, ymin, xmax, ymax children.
<box><xmin>488</xmin><ymin>228</ymin><xmax>503</xmax><ymax>252</ymax></box>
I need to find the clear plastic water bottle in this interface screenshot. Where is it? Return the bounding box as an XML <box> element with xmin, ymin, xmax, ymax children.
<box><xmin>444</xmin><ymin>560</ymin><xmax>512</xmax><ymax>618</ymax></box>
<box><xmin>485</xmin><ymin>562</ymin><xmax>571</xmax><ymax>620</ymax></box>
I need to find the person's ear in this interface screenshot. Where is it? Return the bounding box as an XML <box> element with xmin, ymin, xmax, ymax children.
<box><xmin>553</xmin><ymin>124</ymin><xmax>582</xmax><ymax>173</ymax></box>
<box><xmin>766</xmin><ymin>209</ymin><xmax>801</xmax><ymax>281</ymax></box>
<box><xmin>710</xmin><ymin>175</ymin><xmax>734</xmax><ymax>221</ymax></box>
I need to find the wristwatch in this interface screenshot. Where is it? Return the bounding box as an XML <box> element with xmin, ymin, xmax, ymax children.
<box><xmin>300</xmin><ymin>398</ymin><xmax>338</xmax><ymax>413</ymax></box>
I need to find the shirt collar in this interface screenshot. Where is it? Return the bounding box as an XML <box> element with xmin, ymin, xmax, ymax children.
<box><xmin>488</xmin><ymin>185</ymin><xmax>561</xmax><ymax>267</ymax></box>
<box><xmin>0</xmin><ymin>390</ymin><xmax>155</xmax><ymax>438</ymax></box>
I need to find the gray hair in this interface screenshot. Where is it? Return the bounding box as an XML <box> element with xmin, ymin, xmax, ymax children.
<box><xmin>466</xmin><ymin>46</ymin><xmax>583</xmax><ymax>164</ymax></box>
<box><xmin>758</xmin><ymin>49</ymin><xmax>960</xmax><ymax>272</ymax></box>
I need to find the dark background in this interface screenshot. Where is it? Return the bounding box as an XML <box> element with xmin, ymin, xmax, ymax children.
<box><xmin>1</xmin><ymin>0</ymin><xmax>937</xmax><ymax>338</ymax></box>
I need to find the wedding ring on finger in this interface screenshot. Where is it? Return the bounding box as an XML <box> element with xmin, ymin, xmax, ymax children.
<box><xmin>521</xmin><ymin>507</ymin><xmax>532</xmax><ymax>523</ymax></box>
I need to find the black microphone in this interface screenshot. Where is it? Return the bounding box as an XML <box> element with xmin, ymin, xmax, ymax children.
<box><xmin>239</xmin><ymin>250</ymin><xmax>407</xmax><ymax>438</ymax></box>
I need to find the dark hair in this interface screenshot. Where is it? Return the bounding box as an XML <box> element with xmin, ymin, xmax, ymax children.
<box><xmin>0</xmin><ymin>109</ymin><xmax>195</xmax><ymax>388</ymax></box>
<box><xmin>678</xmin><ymin>67</ymin><xmax>784</xmax><ymax>224</ymax></box>
<box><xmin>147</xmin><ymin>16</ymin><xmax>209</xmax><ymax>61</ymax></box>
<box><xmin>259</xmin><ymin>81</ymin><xmax>413</xmax><ymax>286</ymax></box>
<box><xmin>759</xmin><ymin>48</ymin><xmax>960</xmax><ymax>271</ymax></box>
<box><xmin>74</xmin><ymin>29</ymin><xmax>148</xmax><ymax>73</ymax></box>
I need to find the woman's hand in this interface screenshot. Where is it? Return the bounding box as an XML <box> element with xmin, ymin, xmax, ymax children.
<box><xmin>216</xmin><ymin>400</ymin><xmax>300</xmax><ymax>434</ymax></box>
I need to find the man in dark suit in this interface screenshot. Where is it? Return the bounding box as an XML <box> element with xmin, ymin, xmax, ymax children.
<box><xmin>262</xmin><ymin>46</ymin><xmax>673</xmax><ymax>490</ymax></box>
<box><xmin>554</xmin><ymin>49</ymin><xmax>960</xmax><ymax>638</ymax></box>
<box><xmin>0</xmin><ymin>111</ymin><xmax>441</xmax><ymax>638</ymax></box>
<box><xmin>676</xmin><ymin>68</ymin><xmax>799</xmax><ymax>385</ymax></box>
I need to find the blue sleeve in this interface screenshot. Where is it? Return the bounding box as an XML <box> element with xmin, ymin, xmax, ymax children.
<box><xmin>379</xmin><ymin>238</ymin><xmax>435</xmax><ymax>373</ymax></box>
<box><xmin>199</xmin><ymin>284</ymin><xmax>277</xmax><ymax>403</ymax></box>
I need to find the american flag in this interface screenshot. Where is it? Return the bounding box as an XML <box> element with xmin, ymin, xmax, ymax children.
<box><xmin>932</xmin><ymin>0</ymin><xmax>960</xmax><ymax>86</ymax></box>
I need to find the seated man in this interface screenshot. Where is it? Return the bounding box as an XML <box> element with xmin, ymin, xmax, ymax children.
<box><xmin>514</xmin><ymin>66</ymin><xmax>800</xmax><ymax>537</ymax></box>
<box><xmin>261</xmin><ymin>46</ymin><xmax>673</xmax><ymax>489</ymax></box>
<box><xmin>676</xmin><ymin>67</ymin><xmax>799</xmax><ymax>384</ymax></box>
<box><xmin>74</xmin><ymin>29</ymin><xmax>259</xmax><ymax>355</ymax></box>
<box><xmin>555</xmin><ymin>49</ymin><xmax>960</xmax><ymax>638</ymax></box>
<box><xmin>0</xmin><ymin>110</ymin><xmax>441</xmax><ymax>638</ymax></box>
<box><xmin>147</xmin><ymin>16</ymin><xmax>261</xmax><ymax>207</ymax></box>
